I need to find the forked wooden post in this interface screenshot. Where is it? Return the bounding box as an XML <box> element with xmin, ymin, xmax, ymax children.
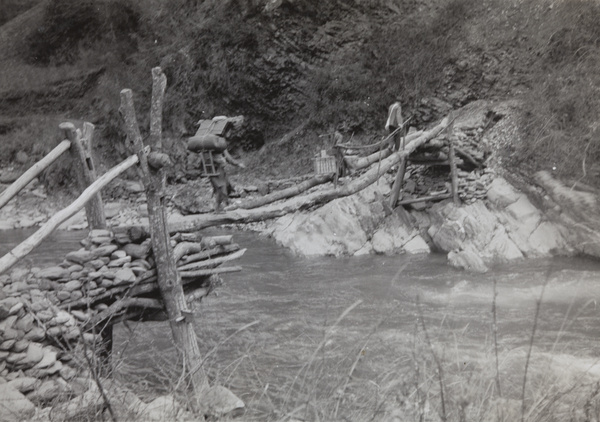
<box><xmin>60</xmin><ymin>122</ymin><xmax>107</xmax><ymax>229</ymax></box>
<box><xmin>119</xmin><ymin>67</ymin><xmax>208</xmax><ymax>394</ymax></box>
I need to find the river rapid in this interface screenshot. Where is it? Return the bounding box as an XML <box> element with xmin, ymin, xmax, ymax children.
<box><xmin>3</xmin><ymin>228</ymin><xmax>600</xmax><ymax>419</ymax></box>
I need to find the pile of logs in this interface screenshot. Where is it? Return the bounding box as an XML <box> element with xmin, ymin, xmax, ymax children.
<box><xmin>408</xmin><ymin>131</ymin><xmax>487</xmax><ymax>171</ymax></box>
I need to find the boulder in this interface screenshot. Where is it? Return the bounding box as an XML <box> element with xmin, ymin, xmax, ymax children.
<box><xmin>21</xmin><ymin>343</ymin><xmax>44</xmax><ymax>367</ymax></box>
<box><xmin>123</xmin><ymin>243</ymin><xmax>151</xmax><ymax>260</ymax></box>
<box><xmin>63</xmin><ymin>280</ymin><xmax>82</xmax><ymax>292</ymax></box>
<box><xmin>502</xmin><ymin>195</ymin><xmax>542</xmax><ymax>254</ymax></box>
<box><xmin>142</xmin><ymin>395</ymin><xmax>181</xmax><ymax>421</ymax></box>
<box><xmin>403</xmin><ymin>235</ymin><xmax>430</xmax><ymax>254</ymax></box>
<box><xmin>271</xmin><ymin>184</ymin><xmax>388</xmax><ymax>256</ymax></box>
<box><xmin>428</xmin><ymin>220</ymin><xmax>465</xmax><ymax>252</ymax></box>
<box><xmin>108</xmin><ymin>256</ymin><xmax>132</xmax><ymax>267</ymax></box>
<box><xmin>3</xmin><ymin>281</ymin><xmax>29</xmax><ymax>295</ymax></box>
<box><xmin>92</xmin><ymin>244</ymin><xmax>119</xmax><ymax>258</ymax></box>
<box><xmin>11</xmin><ymin>339</ymin><xmax>30</xmax><ymax>353</ymax></box>
<box><xmin>528</xmin><ymin>221</ymin><xmax>569</xmax><ymax>256</ymax></box>
<box><xmin>6</xmin><ymin>377</ymin><xmax>38</xmax><ymax>394</ymax></box>
<box><xmin>0</xmin><ymin>384</ymin><xmax>36</xmax><ymax>422</ymax></box>
<box><xmin>448</xmin><ymin>247</ymin><xmax>488</xmax><ymax>273</ymax></box>
<box><xmin>66</xmin><ymin>250</ymin><xmax>95</xmax><ymax>265</ymax></box>
<box><xmin>113</xmin><ymin>268</ymin><xmax>136</xmax><ymax>286</ymax></box>
<box><xmin>487</xmin><ymin>177</ymin><xmax>520</xmax><ymax>208</ymax></box>
<box><xmin>371</xmin><ymin>230</ymin><xmax>394</xmax><ymax>254</ymax></box>
<box><xmin>34</xmin><ymin>348</ymin><xmax>57</xmax><ymax>369</ymax></box>
<box><xmin>482</xmin><ymin>227</ymin><xmax>523</xmax><ymax>262</ymax></box>
<box><xmin>24</xmin><ymin>328</ymin><xmax>45</xmax><ymax>342</ymax></box>
<box><xmin>27</xmin><ymin>379</ymin><xmax>64</xmax><ymax>403</ymax></box>
<box><xmin>85</xmin><ymin>259</ymin><xmax>106</xmax><ymax>271</ymax></box>
<box><xmin>111</xmin><ymin>250</ymin><xmax>127</xmax><ymax>260</ymax></box>
<box><xmin>197</xmin><ymin>385</ymin><xmax>244</xmax><ymax>419</ymax></box>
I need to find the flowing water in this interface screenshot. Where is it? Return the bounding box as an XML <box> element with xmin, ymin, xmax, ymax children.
<box><xmin>3</xmin><ymin>229</ymin><xmax>600</xmax><ymax>419</ymax></box>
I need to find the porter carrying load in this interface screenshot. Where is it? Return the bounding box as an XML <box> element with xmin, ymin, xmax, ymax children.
<box><xmin>187</xmin><ymin>126</ymin><xmax>245</xmax><ymax>213</ymax></box>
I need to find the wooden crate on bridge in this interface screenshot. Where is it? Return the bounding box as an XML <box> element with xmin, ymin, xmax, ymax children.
<box><xmin>314</xmin><ymin>150</ymin><xmax>337</xmax><ymax>175</ymax></box>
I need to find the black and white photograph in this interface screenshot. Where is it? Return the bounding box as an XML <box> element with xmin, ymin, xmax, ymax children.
<box><xmin>1</xmin><ymin>0</ymin><xmax>600</xmax><ymax>420</ymax></box>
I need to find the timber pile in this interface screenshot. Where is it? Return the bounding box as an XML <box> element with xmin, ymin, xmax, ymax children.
<box><xmin>397</xmin><ymin>167</ymin><xmax>495</xmax><ymax>206</ymax></box>
<box><xmin>408</xmin><ymin>131</ymin><xmax>488</xmax><ymax>171</ymax></box>
<box><xmin>0</xmin><ymin>229</ymin><xmax>243</xmax><ymax>405</ymax></box>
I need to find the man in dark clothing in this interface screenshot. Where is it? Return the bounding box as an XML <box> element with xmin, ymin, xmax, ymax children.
<box><xmin>210</xmin><ymin>149</ymin><xmax>245</xmax><ymax>213</ymax></box>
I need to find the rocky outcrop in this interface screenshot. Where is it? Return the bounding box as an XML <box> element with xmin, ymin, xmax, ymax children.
<box><xmin>268</xmin><ymin>181</ymin><xmax>430</xmax><ymax>257</ymax></box>
<box><xmin>267</xmin><ymin>175</ymin><xmax>572</xmax><ymax>272</ymax></box>
<box><xmin>533</xmin><ymin>170</ymin><xmax>600</xmax><ymax>257</ymax></box>
<box><xmin>426</xmin><ymin>177</ymin><xmax>570</xmax><ymax>272</ymax></box>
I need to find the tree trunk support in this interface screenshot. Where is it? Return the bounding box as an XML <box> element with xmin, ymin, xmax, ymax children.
<box><xmin>60</xmin><ymin>122</ymin><xmax>106</xmax><ymax>230</ymax></box>
<box><xmin>389</xmin><ymin>156</ymin><xmax>407</xmax><ymax>208</ymax></box>
<box><xmin>447</xmin><ymin>124</ymin><xmax>460</xmax><ymax>205</ymax></box>
<box><xmin>119</xmin><ymin>67</ymin><xmax>209</xmax><ymax>395</ymax></box>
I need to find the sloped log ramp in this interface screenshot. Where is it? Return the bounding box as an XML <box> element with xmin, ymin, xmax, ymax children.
<box><xmin>226</xmin><ymin>173</ymin><xmax>334</xmax><ymax>211</ymax></box>
<box><xmin>170</xmin><ymin>117</ymin><xmax>450</xmax><ymax>233</ymax></box>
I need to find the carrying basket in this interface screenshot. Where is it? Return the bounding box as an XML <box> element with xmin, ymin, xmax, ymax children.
<box><xmin>314</xmin><ymin>150</ymin><xmax>337</xmax><ymax>175</ymax></box>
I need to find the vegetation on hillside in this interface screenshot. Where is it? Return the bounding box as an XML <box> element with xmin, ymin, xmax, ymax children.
<box><xmin>0</xmin><ymin>0</ymin><xmax>599</xmax><ymax>185</ymax></box>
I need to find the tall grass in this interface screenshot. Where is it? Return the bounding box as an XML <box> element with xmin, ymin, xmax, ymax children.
<box><xmin>517</xmin><ymin>0</ymin><xmax>600</xmax><ymax>182</ymax></box>
<box><xmin>41</xmin><ymin>263</ymin><xmax>600</xmax><ymax>422</ymax></box>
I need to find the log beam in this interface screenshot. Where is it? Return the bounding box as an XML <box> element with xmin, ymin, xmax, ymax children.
<box><xmin>226</xmin><ymin>173</ymin><xmax>334</xmax><ymax>211</ymax></box>
<box><xmin>0</xmin><ymin>154</ymin><xmax>139</xmax><ymax>276</ymax></box>
<box><xmin>397</xmin><ymin>193</ymin><xmax>452</xmax><ymax>205</ymax></box>
<box><xmin>169</xmin><ymin>117</ymin><xmax>450</xmax><ymax>233</ymax></box>
<box><xmin>0</xmin><ymin>140</ymin><xmax>71</xmax><ymax>210</ymax></box>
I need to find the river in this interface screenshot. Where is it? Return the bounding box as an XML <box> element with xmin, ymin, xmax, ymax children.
<box><xmin>3</xmin><ymin>229</ymin><xmax>600</xmax><ymax>420</ymax></box>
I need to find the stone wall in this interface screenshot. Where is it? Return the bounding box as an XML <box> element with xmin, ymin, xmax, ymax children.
<box><xmin>0</xmin><ymin>228</ymin><xmax>222</xmax><ymax>420</ymax></box>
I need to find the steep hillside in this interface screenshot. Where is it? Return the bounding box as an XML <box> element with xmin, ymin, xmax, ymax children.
<box><xmin>1</xmin><ymin>0</ymin><xmax>599</xmax><ymax>188</ymax></box>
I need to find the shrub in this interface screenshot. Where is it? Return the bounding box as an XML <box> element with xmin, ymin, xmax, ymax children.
<box><xmin>25</xmin><ymin>0</ymin><xmax>141</xmax><ymax>65</ymax></box>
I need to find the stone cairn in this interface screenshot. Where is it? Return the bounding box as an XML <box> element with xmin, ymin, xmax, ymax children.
<box><xmin>0</xmin><ymin>228</ymin><xmax>244</xmax><ymax>412</ymax></box>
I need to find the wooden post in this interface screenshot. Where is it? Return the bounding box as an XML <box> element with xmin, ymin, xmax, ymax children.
<box><xmin>119</xmin><ymin>67</ymin><xmax>209</xmax><ymax>394</ymax></box>
<box><xmin>389</xmin><ymin>156</ymin><xmax>407</xmax><ymax>208</ymax></box>
<box><xmin>60</xmin><ymin>122</ymin><xmax>107</xmax><ymax>229</ymax></box>
<box><xmin>60</xmin><ymin>121</ymin><xmax>110</xmax><ymax>373</ymax></box>
<box><xmin>0</xmin><ymin>140</ymin><xmax>71</xmax><ymax>210</ymax></box>
<box><xmin>448</xmin><ymin>137</ymin><xmax>460</xmax><ymax>205</ymax></box>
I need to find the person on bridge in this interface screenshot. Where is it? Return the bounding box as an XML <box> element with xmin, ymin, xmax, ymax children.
<box><xmin>187</xmin><ymin>129</ymin><xmax>246</xmax><ymax>214</ymax></box>
<box><xmin>210</xmin><ymin>148</ymin><xmax>246</xmax><ymax>213</ymax></box>
<box><xmin>385</xmin><ymin>101</ymin><xmax>404</xmax><ymax>151</ymax></box>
